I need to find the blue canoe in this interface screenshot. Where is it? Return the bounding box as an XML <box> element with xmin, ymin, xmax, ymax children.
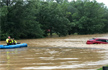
<box><xmin>0</xmin><ymin>43</ymin><xmax>27</xmax><ymax>49</ymax></box>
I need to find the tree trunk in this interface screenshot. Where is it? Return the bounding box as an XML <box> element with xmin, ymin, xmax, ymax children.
<box><xmin>50</xmin><ymin>29</ymin><xmax>52</xmax><ymax>37</ymax></box>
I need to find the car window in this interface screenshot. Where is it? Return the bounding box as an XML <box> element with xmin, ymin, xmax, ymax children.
<box><xmin>96</xmin><ymin>39</ymin><xmax>106</xmax><ymax>42</ymax></box>
<box><xmin>106</xmin><ymin>40</ymin><xmax>108</xmax><ymax>42</ymax></box>
<box><xmin>96</xmin><ymin>39</ymin><xmax>102</xmax><ymax>41</ymax></box>
<box><xmin>102</xmin><ymin>40</ymin><xmax>106</xmax><ymax>42</ymax></box>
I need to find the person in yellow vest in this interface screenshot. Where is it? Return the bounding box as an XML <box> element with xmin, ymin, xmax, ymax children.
<box><xmin>12</xmin><ymin>38</ymin><xmax>17</xmax><ymax>45</ymax></box>
<box><xmin>6</xmin><ymin>36</ymin><xmax>13</xmax><ymax>45</ymax></box>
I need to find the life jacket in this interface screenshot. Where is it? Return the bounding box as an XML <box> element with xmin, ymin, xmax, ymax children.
<box><xmin>13</xmin><ymin>40</ymin><xmax>17</xmax><ymax>43</ymax></box>
<box><xmin>6</xmin><ymin>38</ymin><xmax>13</xmax><ymax>43</ymax></box>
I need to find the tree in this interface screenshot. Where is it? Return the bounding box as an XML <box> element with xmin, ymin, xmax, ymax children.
<box><xmin>37</xmin><ymin>1</ymin><xmax>70</xmax><ymax>36</ymax></box>
<box><xmin>1</xmin><ymin>0</ymin><xmax>43</xmax><ymax>40</ymax></box>
<box><xmin>68</xmin><ymin>0</ymin><xmax>106</xmax><ymax>34</ymax></box>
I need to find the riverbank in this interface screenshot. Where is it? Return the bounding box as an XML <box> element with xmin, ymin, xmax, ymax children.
<box><xmin>97</xmin><ymin>65</ymin><xmax>108</xmax><ymax>70</ymax></box>
<box><xmin>1</xmin><ymin>34</ymin><xmax>108</xmax><ymax>50</ymax></box>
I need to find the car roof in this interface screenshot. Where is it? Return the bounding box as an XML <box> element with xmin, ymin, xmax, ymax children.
<box><xmin>94</xmin><ymin>38</ymin><xmax>108</xmax><ymax>40</ymax></box>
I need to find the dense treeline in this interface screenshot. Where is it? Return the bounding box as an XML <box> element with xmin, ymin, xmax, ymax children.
<box><xmin>0</xmin><ymin>0</ymin><xmax>108</xmax><ymax>40</ymax></box>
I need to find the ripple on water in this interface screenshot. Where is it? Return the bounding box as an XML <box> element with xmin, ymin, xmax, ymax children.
<box><xmin>1</xmin><ymin>44</ymin><xmax>108</xmax><ymax>70</ymax></box>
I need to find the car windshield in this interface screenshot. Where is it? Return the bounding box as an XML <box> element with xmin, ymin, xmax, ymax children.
<box><xmin>106</xmin><ymin>40</ymin><xmax>108</xmax><ymax>42</ymax></box>
<box><xmin>89</xmin><ymin>38</ymin><xmax>95</xmax><ymax>41</ymax></box>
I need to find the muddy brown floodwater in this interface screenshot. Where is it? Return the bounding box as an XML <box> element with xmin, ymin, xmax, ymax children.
<box><xmin>1</xmin><ymin>34</ymin><xmax>108</xmax><ymax>70</ymax></box>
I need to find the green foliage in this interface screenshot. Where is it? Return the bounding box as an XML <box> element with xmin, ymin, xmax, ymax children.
<box><xmin>97</xmin><ymin>68</ymin><xmax>102</xmax><ymax>70</ymax></box>
<box><xmin>0</xmin><ymin>6</ymin><xmax>8</xmax><ymax>17</ymax></box>
<box><xmin>1</xmin><ymin>0</ymin><xmax>43</xmax><ymax>40</ymax></box>
<box><xmin>68</xmin><ymin>0</ymin><xmax>107</xmax><ymax>34</ymax></box>
<box><xmin>1</xmin><ymin>0</ymin><xmax>108</xmax><ymax>40</ymax></box>
<box><xmin>37</xmin><ymin>1</ymin><xmax>70</xmax><ymax>37</ymax></box>
<box><xmin>97</xmin><ymin>66</ymin><xmax>108</xmax><ymax>70</ymax></box>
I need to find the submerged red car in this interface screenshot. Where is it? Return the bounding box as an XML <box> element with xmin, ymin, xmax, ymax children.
<box><xmin>86</xmin><ymin>38</ymin><xmax>108</xmax><ymax>44</ymax></box>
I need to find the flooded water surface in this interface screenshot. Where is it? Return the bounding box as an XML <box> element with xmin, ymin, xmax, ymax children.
<box><xmin>1</xmin><ymin>34</ymin><xmax>108</xmax><ymax>70</ymax></box>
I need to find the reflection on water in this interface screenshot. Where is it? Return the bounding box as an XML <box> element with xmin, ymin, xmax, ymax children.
<box><xmin>0</xmin><ymin>48</ymin><xmax>27</xmax><ymax>70</ymax></box>
<box><xmin>0</xmin><ymin>47</ymin><xmax>108</xmax><ymax>70</ymax></box>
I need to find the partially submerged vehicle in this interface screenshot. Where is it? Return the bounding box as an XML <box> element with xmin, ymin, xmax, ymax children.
<box><xmin>86</xmin><ymin>38</ymin><xmax>108</xmax><ymax>44</ymax></box>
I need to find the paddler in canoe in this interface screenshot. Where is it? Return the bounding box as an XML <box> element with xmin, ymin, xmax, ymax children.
<box><xmin>12</xmin><ymin>38</ymin><xmax>17</xmax><ymax>45</ymax></box>
<box><xmin>6</xmin><ymin>36</ymin><xmax>13</xmax><ymax>45</ymax></box>
<box><xmin>6</xmin><ymin>36</ymin><xmax>17</xmax><ymax>45</ymax></box>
